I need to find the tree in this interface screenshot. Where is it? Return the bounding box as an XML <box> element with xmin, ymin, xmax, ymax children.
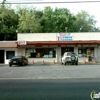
<box><xmin>72</xmin><ymin>10</ymin><xmax>100</xmax><ymax>32</ymax></box>
<box><xmin>0</xmin><ymin>0</ymin><xmax>18</xmax><ymax>40</ymax></box>
<box><xmin>18</xmin><ymin>7</ymin><xmax>43</xmax><ymax>33</ymax></box>
<box><xmin>41</xmin><ymin>7</ymin><xmax>76</xmax><ymax>32</ymax></box>
<box><xmin>40</xmin><ymin>6</ymin><xmax>53</xmax><ymax>32</ymax></box>
<box><xmin>18</xmin><ymin>6</ymin><xmax>100</xmax><ymax>33</ymax></box>
<box><xmin>1</xmin><ymin>1</ymin><xmax>99</xmax><ymax>39</ymax></box>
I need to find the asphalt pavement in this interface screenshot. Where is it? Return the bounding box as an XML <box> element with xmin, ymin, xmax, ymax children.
<box><xmin>0</xmin><ymin>78</ymin><xmax>100</xmax><ymax>100</ymax></box>
<box><xmin>0</xmin><ymin>64</ymin><xmax>100</xmax><ymax>100</ymax></box>
<box><xmin>0</xmin><ymin>64</ymin><xmax>100</xmax><ymax>79</ymax></box>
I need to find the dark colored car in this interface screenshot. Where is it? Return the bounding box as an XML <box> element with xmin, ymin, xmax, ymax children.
<box><xmin>9</xmin><ymin>56</ymin><xmax>28</xmax><ymax>67</ymax></box>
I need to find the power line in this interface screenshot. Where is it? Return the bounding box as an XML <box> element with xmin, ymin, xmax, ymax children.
<box><xmin>0</xmin><ymin>1</ymin><xmax>100</xmax><ymax>4</ymax></box>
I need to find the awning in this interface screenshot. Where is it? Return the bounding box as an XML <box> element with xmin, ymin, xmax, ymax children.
<box><xmin>15</xmin><ymin>40</ymin><xmax>100</xmax><ymax>48</ymax></box>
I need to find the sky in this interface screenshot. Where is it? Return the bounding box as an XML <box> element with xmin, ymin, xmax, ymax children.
<box><xmin>0</xmin><ymin>0</ymin><xmax>100</xmax><ymax>27</ymax></box>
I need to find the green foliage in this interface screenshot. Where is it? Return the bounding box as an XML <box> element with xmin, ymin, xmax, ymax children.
<box><xmin>72</xmin><ymin>10</ymin><xmax>98</xmax><ymax>32</ymax></box>
<box><xmin>18</xmin><ymin>6</ymin><xmax>99</xmax><ymax>33</ymax></box>
<box><xmin>0</xmin><ymin>25</ymin><xmax>17</xmax><ymax>41</ymax></box>
<box><xmin>0</xmin><ymin>0</ymin><xmax>18</xmax><ymax>40</ymax></box>
<box><xmin>18</xmin><ymin>8</ymin><xmax>43</xmax><ymax>33</ymax></box>
<box><xmin>0</xmin><ymin>1</ymin><xmax>100</xmax><ymax>41</ymax></box>
<box><xmin>40</xmin><ymin>7</ymin><xmax>76</xmax><ymax>32</ymax></box>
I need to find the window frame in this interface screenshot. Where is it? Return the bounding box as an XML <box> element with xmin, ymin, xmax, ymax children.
<box><xmin>6</xmin><ymin>51</ymin><xmax>15</xmax><ymax>59</ymax></box>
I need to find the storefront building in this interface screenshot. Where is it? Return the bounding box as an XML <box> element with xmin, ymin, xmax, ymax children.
<box><xmin>0</xmin><ymin>32</ymin><xmax>100</xmax><ymax>64</ymax></box>
<box><xmin>15</xmin><ymin>32</ymin><xmax>100</xmax><ymax>64</ymax></box>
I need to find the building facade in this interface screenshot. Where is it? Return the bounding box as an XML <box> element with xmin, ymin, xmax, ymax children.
<box><xmin>0</xmin><ymin>42</ymin><xmax>17</xmax><ymax>64</ymax></box>
<box><xmin>16</xmin><ymin>32</ymin><xmax>100</xmax><ymax>64</ymax></box>
<box><xmin>0</xmin><ymin>32</ymin><xmax>100</xmax><ymax>64</ymax></box>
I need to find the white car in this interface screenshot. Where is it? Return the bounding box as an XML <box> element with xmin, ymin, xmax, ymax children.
<box><xmin>61</xmin><ymin>52</ymin><xmax>78</xmax><ymax>65</ymax></box>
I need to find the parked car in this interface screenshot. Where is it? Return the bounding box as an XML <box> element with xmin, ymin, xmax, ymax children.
<box><xmin>9</xmin><ymin>56</ymin><xmax>28</xmax><ymax>67</ymax></box>
<box><xmin>61</xmin><ymin>52</ymin><xmax>78</xmax><ymax>65</ymax></box>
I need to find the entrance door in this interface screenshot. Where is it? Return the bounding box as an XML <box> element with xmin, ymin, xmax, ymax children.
<box><xmin>0</xmin><ymin>50</ymin><xmax>4</xmax><ymax>63</ymax></box>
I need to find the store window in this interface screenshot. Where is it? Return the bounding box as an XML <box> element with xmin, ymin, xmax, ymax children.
<box><xmin>61</xmin><ymin>47</ymin><xmax>74</xmax><ymax>56</ymax></box>
<box><xmin>78</xmin><ymin>47</ymin><xmax>94</xmax><ymax>59</ymax></box>
<box><xmin>6</xmin><ymin>51</ymin><xmax>15</xmax><ymax>59</ymax></box>
<box><xmin>26</xmin><ymin>48</ymin><xmax>56</xmax><ymax>58</ymax></box>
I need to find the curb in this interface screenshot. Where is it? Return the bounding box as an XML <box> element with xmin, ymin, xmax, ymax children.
<box><xmin>0</xmin><ymin>62</ymin><xmax>100</xmax><ymax>66</ymax></box>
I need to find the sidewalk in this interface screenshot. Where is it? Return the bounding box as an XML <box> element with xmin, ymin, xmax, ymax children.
<box><xmin>0</xmin><ymin>63</ymin><xmax>100</xmax><ymax>79</ymax></box>
<box><xmin>0</xmin><ymin>61</ymin><xmax>100</xmax><ymax>66</ymax></box>
<box><xmin>28</xmin><ymin>61</ymin><xmax>100</xmax><ymax>66</ymax></box>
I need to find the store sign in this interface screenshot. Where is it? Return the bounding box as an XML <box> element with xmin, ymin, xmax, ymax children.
<box><xmin>42</xmin><ymin>45</ymin><xmax>48</xmax><ymax>47</ymax></box>
<box><xmin>49</xmin><ymin>45</ymin><xmax>58</xmax><ymax>47</ymax></box>
<box><xmin>61</xmin><ymin>45</ymin><xmax>67</xmax><ymax>47</ymax></box>
<box><xmin>90</xmin><ymin>45</ymin><xmax>97</xmax><ymax>47</ymax></box>
<box><xmin>83</xmin><ymin>45</ymin><xmax>97</xmax><ymax>47</ymax></box>
<box><xmin>18</xmin><ymin>40</ymin><xmax>26</xmax><ymax>45</ymax></box>
<box><xmin>82</xmin><ymin>45</ymin><xmax>89</xmax><ymax>47</ymax></box>
<box><xmin>57</xmin><ymin>33</ymin><xmax>73</xmax><ymax>41</ymax></box>
<box><xmin>67</xmin><ymin>45</ymin><xmax>76</xmax><ymax>47</ymax></box>
<box><xmin>20</xmin><ymin>45</ymin><xmax>35</xmax><ymax>48</ymax></box>
<box><xmin>77</xmin><ymin>45</ymin><xmax>97</xmax><ymax>47</ymax></box>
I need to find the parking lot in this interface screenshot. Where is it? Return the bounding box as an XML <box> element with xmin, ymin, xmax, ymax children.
<box><xmin>0</xmin><ymin>64</ymin><xmax>100</xmax><ymax>79</ymax></box>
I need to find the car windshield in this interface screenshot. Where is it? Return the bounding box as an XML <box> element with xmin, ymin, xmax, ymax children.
<box><xmin>71</xmin><ymin>53</ymin><xmax>75</xmax><ymax>55</ymax></box>
<box><xmin>12</xmin><ymin>56</ymin><xmax>22</xmax><ymax>59</ymax></box>
<box><xmin>67</xmin><ymin>52</ymin><xmax>72</xmax><ymax>56</ymax></box>
<box><xmin>64</xmin><ymin>52</ymin><xmax>76</xmax><ymax>56</ymax></box>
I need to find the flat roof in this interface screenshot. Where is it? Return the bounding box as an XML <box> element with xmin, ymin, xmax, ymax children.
<box><xmin>15</xmin><ymin>40</ymin><xmax>100</xmax><ymax>47</ymax></box>
<box><xmin>26</xmin><ymin>40</ymin><xmax>100</xmax><ymax>45</ymax></box>
<box><xmin>0</xmin><ymin>41</ymin><xmax>17</xmax><ymax>48</ymax></box>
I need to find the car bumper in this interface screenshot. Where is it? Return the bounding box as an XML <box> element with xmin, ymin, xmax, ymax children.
<box><xmin>62</xmin><ymin>60</ymin><xmax>78</xmax><ymax>63</ymax></box>
<box><xmin>9</xmin><ymin>62</ymin><xmax>22</xmax><ymax>65</ymax></box>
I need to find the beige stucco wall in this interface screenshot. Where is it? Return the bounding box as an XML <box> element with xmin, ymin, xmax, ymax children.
<box><xmin>28</xmin><ymin>58</ymin><xmax>56</xmax><ymax>64</ymax></box>
<box><xmin>94</xmin><ymin>47</ymin><xmax>100</xmax><ymax>61</ymax></box>
<box><xmin>16</xmin><ymin>48</ymin><xmax>25</xmax><ymax>56</ymax></box>
<box><xmin>73</xmin><ymin>32</ymin><xmax>100</xmax><ymax>40</ymax></box>
<box><xmin>0</xmin><ymin>48</ymin><xmax>17</xmax><ymax>64</ymax></box>
<box><xmin>18</xmin><ymin>32</ymin><xmax>100</xmax><ymax>41</ymax></box>
<box><xmin>2</xmin><ymin>48</ymin><xmax>25</xmax><ymax>64</ymax></box>
<box><xmin>18</xmin><ymin>33</ymin><xmax>57</xmax><ymax>41</ymax></box>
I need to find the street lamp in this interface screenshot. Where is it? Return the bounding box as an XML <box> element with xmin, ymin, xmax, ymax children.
<box><xmin>65</xmin><ymin>27</ymin><xmax>67</xmax><ymax>33</ymax></box>
<box><xmin>30</xmin><ymin>27</ymin><xmax>32</xmax><ymax>33</ymax></box>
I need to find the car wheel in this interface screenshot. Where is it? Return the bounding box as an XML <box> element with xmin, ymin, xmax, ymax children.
<box><xmin>64</xmin><ymin>62</ymin><xmax>66</xmax><ymax>65</ymax></box>
<box><xmin>26</xmin><ymin>61</ymin><xmax>28</xmax><ymax>65</ymax></box>
<box><xmin>22</xmin><ymin>62</ymin><xmax>25</xmax><ymax>66</ymax></box>
<box><xmin>72</xmin><ymin>63</ymin><xmax>74</xmax><ymax>65</ymax></box>
<box><xmin>75</xmin><ymin>61</ymin><xmax>78</xmax><ymax>65</ymax></box>
<box><xmin>71</xmin><ymin>55</ymin><xmax>76</xmax><ymax>61</ymax></box>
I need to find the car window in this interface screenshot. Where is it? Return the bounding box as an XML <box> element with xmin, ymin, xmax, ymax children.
<box><xmin>72</xmin><ymin>53</ymin><xmax>75</xmax><ymax>55</ymax></box>
<box><xmin>12</xmin><ymin>56</ymin><xmax>22</xmax><ymax>59</ymax></box>
<box><xmin>64</xmin><ymin>52</ymin><xmax>76</xmax><ymax>56</ymax></box>
<box><xmin>67</xmin><ymin>52</ymin><xmax>72</xmax><ymax>56</ymax></box>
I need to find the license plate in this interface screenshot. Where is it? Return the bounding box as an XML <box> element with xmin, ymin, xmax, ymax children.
<box><xmin>13</xmin><ymin>61</ymin><xmax>16</xmax><ymax>63</ymax></box>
